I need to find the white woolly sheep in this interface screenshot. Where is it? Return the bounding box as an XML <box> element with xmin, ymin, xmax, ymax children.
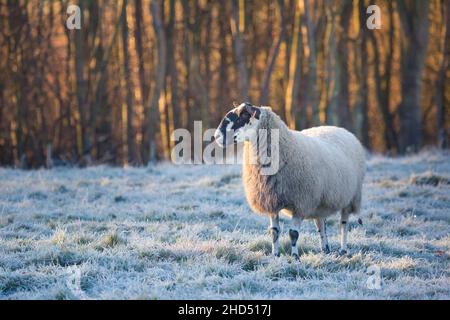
<box><xmin>214</xmin><ymin>102</ymin><xmax>366</xmax><ymax>258</ymax></box>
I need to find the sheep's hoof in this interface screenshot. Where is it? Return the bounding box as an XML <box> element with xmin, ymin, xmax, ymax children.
<box><xmin>339</xmin><ymin>249</ymin><xmax>348</xmax><ymax>256</ymax></box>
<box><xmin>272</xmin><ymin>252</ymin><xmax>280</xmax><ymax>257</ymax></box>
<box><xmin>323</xmin><ymin>245</ymin><xmax>330</xmax><ymax>254</ymax></box>
<box><xmin>291</xmin><ymin>253</ymin><xmax>299</xmax><ymax>260</ymax></box>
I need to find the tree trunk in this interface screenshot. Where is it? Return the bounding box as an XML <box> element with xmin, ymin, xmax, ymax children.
<box><xmin>134</xmin><ymin>0</ymin><xmax>148</xmax><ymax>164</ymax></box>
<box><xmin>147</xmin><ymin>0</ymin><xmax>167</xmax><ymax>164</ymax></box>
<box><xmin>91</xmin><ymin>3</ymin><xmax>121</xmax><ymax>163</ymax></box>
<box><xmin>217</xmin><ymin>1</ymin><xmax>231</xmax><ymax>124</ymax></box>
<box><xmin>284</xmin><ymin>1</ymin><xmax>302</xmax><ymax>129</ymax></box>
<box><xmin>358</xmin><ymin>0</ymin><xmax>370</xmax><ymax>148</ymax></box>
<box><xmin>167</xmin><ymin>0</ymin><xmax>180</xmax><ymax>130</ymax></box>
<box><xmin>231</xmin><ymin>0</ymin><xmax>249</xmax><ymax>101</ymax></box>
<box><xmin>181</xmin><ymin>0</ymin><xmax>193</xmax><ymax>132</ymax></box>
<box><xmin>303</xmin><ymin>0</ymin><xmax>320</xmax><ymax>126</ymax></box>
<box><xmin>369</xmin><ymin>2</ymin><xmax>399</xmax><ymax>153</ymax></box>
<box><xmin>279</xmin><ymin>0</ymin><xmax>296</xmax><ymax>120</ymax></box>
<box><xmin>259</xmin><ymin>0</ymin><xmax>285</xmax><ymax>105</ymax></box>
<box><xmin>436</xmin><ymin>0</ymin><xmax>449</xmax><ymax>149</ymax></box>
<box><xmin>324</xmin><ymin>0</ymin><xmax>339</xmax><ymax>125</ymax></box>
<box><xmin>121</xmin><ymin>0</ymin><xmax>136</xmax><ymax>164</ymax></box>
<box><xmin>336</xmin><ymin>0</ymin><xmax>353</xmax><ymax>131</ymax></box>
<box><xmin>73</xmin><ymin>2</ymin><xmax>90</xmax><ymax>162</ymax></box>
<box><xmin>190</xmin><ymin>1</ymin><xmax>210</xmax><ymax>128</ymax></box>
<box><xmin>396</xmin><ymin>0</ymin><xmax>429</xmax><ymax>153</ymax></box>
<box><xmin>202</xmin><ymin>1</ymin><xmax>213</xmax><ymax>126</ymax></box>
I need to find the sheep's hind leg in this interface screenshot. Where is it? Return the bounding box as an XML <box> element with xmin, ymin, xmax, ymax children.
<box><xmin>289</xmin><ymin>215</ymin><xmax>303</xmax><ymax>260</ymax></box>
<box><xmin>314</xmin><ymin>218</ymin><xmax>330</xmax><ymax>254</ymax></box>
<box><xmin>269</xmin><ymin>214</ymin><xmax>280</xmax><ymax>257</ymax></box>
<box><xmin>340</xmin><ymin>211</ymin><xmax>350</xmax><ymax>255</ymax></box>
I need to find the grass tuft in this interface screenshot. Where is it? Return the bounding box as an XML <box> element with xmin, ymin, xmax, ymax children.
<box><xmin>100</xmin><ymin>232</ymin><xmax>124</xmax><ymax>248</ymax></box>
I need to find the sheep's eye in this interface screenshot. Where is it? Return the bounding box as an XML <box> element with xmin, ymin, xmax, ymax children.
<box><xmin>239</xmin><ymin>115</ymin><xmax>249</xmax><ymax>124</ymax></box>
<box><xmin>240</xmin><ymin>111</ymin><xmax>250</xmax><ymax>120</ymax></box>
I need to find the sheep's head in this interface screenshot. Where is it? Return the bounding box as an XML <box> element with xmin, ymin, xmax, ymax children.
<box><xmin>214</xmin><ymin>102</ymin><xmax>261</xmax><ymax>147</ymax></box>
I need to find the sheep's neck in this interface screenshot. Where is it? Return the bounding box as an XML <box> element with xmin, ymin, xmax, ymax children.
<box><xmin>243</xmin><ymin>113</ymin><xmax>291</xmax><ymax>170</ymax></box>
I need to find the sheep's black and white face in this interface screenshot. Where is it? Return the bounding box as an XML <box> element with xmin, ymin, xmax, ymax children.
<box><xmin>214</xmin><ymin>102</ymin><xmax>261</xmax><ymax>147</ymax></box>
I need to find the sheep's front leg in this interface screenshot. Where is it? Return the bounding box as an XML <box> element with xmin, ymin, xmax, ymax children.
<box><xmin>340</xmin><ymin>212</ymin><xmax>350</xmax><ymax>255</ymax></box>
<box><xmin>269</xmin><ymin>214</ymin><xmax>280</xmax><ymax>257</ymax></box>
<box><xmin>289</xmin><ymin>215</ymin><xmax>303</xmax><ymax>260</ymax></box>
<box><xmin>314</xmin><ymin>218</ymin><xmax>330</xmax><ymax>254</ymax></box>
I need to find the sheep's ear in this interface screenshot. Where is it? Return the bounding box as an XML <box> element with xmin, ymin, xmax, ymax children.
<box><xmin>244</xmin><ymin>103</ymin><xmax>261</xmax><ymax>119</ymax></box>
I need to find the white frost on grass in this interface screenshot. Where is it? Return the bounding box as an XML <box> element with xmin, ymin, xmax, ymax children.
<box><xmin>0</xmin><ymin>150</ymin><xmax>449</xmax><ymax>299</ymax></box>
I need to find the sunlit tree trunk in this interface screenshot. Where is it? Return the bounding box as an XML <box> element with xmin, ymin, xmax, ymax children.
<box><xmin>147</xmin><ymin>0</ymin><xmax>166</xmax><ymax>164</ymax></box>
<box><xmin>369</xmin><ymin>2</ymin><xmax>399</xmax><ymax>153</ymax></box>
<box><xmin>336</xmin><ymin>0</ymin><xmax>353</xmax><ymax>131</ymax></box>
<box><xmin>324</xmin><ymin>0</ymin><xmax>338</xmax><ymax>125</ymax></box>
<box><xmin>121</xmin><ymin>0</ymin><xmax>136</xmax><ymax>165</ymax></box>
<box><xmin>303</xmin><ymin>0</ymin><xmax>320</xmax><ymax>126</ymax></box>
<box><xmin>279</xmin><ymin>0</ymin><xmax>296</xmax><ymax>121</ymax></box>
<box><xmin>436</xmin><ymin>0</ymin><xmax>449</xmax><ymax>149</ymax></box>
<box><xmin>357</xmin><ymin>0</ymin><xmax>370</xmax><ymax>148</ymax></box>
<box><xmin>217</xmin><ymin>1</ymin><xmax>231</xmax><ymax>123</ymax></box>
<box><xmin>284</xmin><ymin>1</ymin><xmax>302</xmax><ymax>129</ymax></box>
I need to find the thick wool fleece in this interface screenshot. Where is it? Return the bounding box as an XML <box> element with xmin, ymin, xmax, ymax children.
<box><xmin>242</xmin><ymin>107</ymin><xmax>366</xmax><ymax>219</ymax></box>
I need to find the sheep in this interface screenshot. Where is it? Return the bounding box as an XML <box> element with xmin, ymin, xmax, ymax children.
<box><xmin>214</xmin><ymin>102</ymin><xmax>366</xmax><ymax>258</ymax></box>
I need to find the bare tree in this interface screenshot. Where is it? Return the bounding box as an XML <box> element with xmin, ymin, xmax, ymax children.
<box><xmin>284</xmin><ymin>1</ymin><xmax>302</xmax><ymax>129</ymax></box>
<box><xmin>73</xmin><ymin>1</ymin><xmax>90</xmax><ymax>162</ymax></box>
<box><xmin>396</xmin><ymin>0</ymin><xmax>430</xmax><ymax>153</ymax></box>
<box><xmin>231</xmin><ymin>0</ymin><xmax>249</xmax><ymax>101</ymax></box>
<box><xmin>134</xmin><ymin>0</ymin><xmax>148</xmax><ymax>164</ymax></box>
<box><xmin>303</xmin><ymin>0</ymin><xmax>320</xmax><ymax>126</ymax></box>
<box><xmin>259</xmin><ymin>0</ymin><xmax>285</xmax><ymax>105</ymax></box>
<box><xmin>436</xmin><ymin>0</ymin><xmax>449</xmax><ymax>149</ymax></box>
<box><xmin>324</xmin><ymin>0</ymin><xmax>339</xmax><ymax>126</ymax></box>
<box><xmin>146</xmin><ymin>0</ymin><xmax>166</xmax><ymax>164</ymax></box>
<box><xmin>369</xmin><ymin>1</ymin><xmax>399</xmax><ymax>152</ymax></box>
<box><xmin>167</xmin><ymin>0</ymin><xmax>181</xmax><ymax>130</ymax></box>
<box><xmin>336</xmin><ymin>0</ymin><xmax>353</xmax><ymax>131</ymax></box>
<box><xmin>217</xmin><ymin>1</ymin><xmax>231</xmax><ymax>123</ymax></box>
<box><xmin>121</xmin><ymin>0</ymin><xmax>136</xmax><ymax>164</ymax></box>
<box><xmin>357</xmin><ymin>0</ymin><xmax>370</xmax><ymax>148</ymax></box>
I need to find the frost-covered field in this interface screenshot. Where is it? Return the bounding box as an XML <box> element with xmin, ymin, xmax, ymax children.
<box><xmin>0</xmin><ymin>150</ymin><xmax>449</xmax><ymax>299</ymax></box>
